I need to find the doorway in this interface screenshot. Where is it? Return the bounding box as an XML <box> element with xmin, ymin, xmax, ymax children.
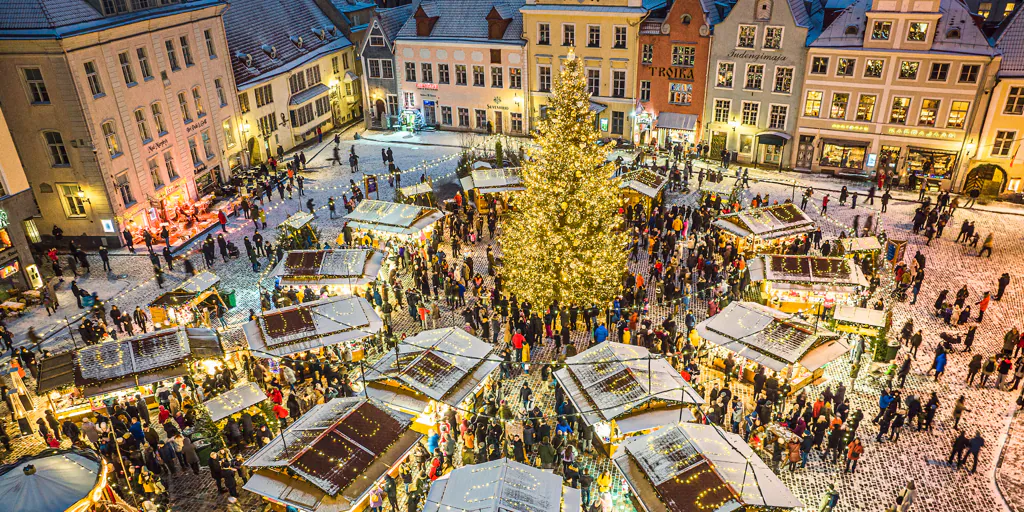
<box><xmin>375</xmin><ymin>99</ymin><xmax>386</xmax><ymax>127</ymax></box>
<box><xmin>494</xmin><ymin>112</ymin><xmax>503</xmax><ymax>134</ymax></box>
<box><xmin>710</xmin><ymin>131</ymin><xmax>727</xmax><ymax>158</ymax></box>
<box><xmin>795</xmin><ymin>135</ymin><xmax>814</xmax><ymax>169</ymax></box>
<box><xmin>423</xmin><ymin>101</ymin><xmax>436</xmax><ymax>126</ymax></box>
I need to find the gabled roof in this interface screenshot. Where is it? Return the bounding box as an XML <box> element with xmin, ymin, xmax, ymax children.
<box><xmin>222</xmin><ymin>0</ymin><xmax>353</xmax><ymax>88</ymax></box>
<box><xmin>713</xmin><ymin>0</ymin><xmax>823</xmax><ymax>42</ymax></box>
<box><xmin>997</xmin><ymin>2</ymin><xmax>1024</xmax><ymax>76</ymax></box>
<box><xmin>0</xmin><ymin>0</ymin><xmax>224</xmax><ymax>40</ymax></box>
<box><xmin>395</xmin><ymin>0</ymin><xmax>526</xmax><ymax>43</ymax></box>
<box><xmin>377</xmin><ymin>2</ymin><xmax>419</xmax><ymax>41</ymax></box>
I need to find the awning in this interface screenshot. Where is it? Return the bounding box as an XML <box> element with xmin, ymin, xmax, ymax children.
<box><xmin>822</xmin><ymin>138</ymin><xmax>870</xmax><ymax>147</ymax></box>
<box><xmin>799</xmin><ymin>337</ymin><xmax>851</xmax><ymax>371</ymax></box>
<box><xmin>289</xmin><ymin>83</ymin><xmax>330</xmax><ymax>106</ymax></box>
<box><xmin>656</xmin><ymin>113</ymin><xmax>698</xmax><ymax>131</ymax></box>
<box><xmin>832</xmin><ymin>305</ymin><xmax>887</xmax><ymax>328</ymax></box>
<box><xmin>203</xmin><ymin>383</ymin><xmax>268</xmax><ymax>422</ymax></box>
<box><xmin>616</xmin><ymin>408</ymin><xmax>696</xmax><ymax>435</ymax></box>
<box><xmin>35</xmin><ymin>352</ymin><xmax>75</xmax><ymax>394</ymax></box>
<box><xmin>343</xmin><ymin>71</ymin><xmax>358</xmax><ymax>83</ymax></box>
<box><xmin>589</xmin><ymin>101</ymin><xmax>607</xmax><ymax>113</ymax></box>
<box><xmin>757</xmin><ymin>131</ymin><xmax>792</xmax><ymax>146</ymax></box>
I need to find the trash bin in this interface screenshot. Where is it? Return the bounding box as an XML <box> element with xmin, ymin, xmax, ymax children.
<box><xmin>884</xmin><ymin>341</ymin><xmax>900</xmax><ymax>362</ymax></box>
<box><xmin>224</xmin><ymin>289</ymin><xmax>237</xmax><ymax>308</ymax></box>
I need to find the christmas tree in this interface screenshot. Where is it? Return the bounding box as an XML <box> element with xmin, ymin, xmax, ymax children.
<box><xmin>501</xmin><ymin>51</ymin><xmax>627</xmax><ymax>308</ymax></box>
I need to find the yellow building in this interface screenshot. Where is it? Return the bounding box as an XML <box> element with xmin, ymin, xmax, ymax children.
<box><xmin>522</xmin><ymin>0</ymin><xmax>661</xmax><ymax>140</ymax></box>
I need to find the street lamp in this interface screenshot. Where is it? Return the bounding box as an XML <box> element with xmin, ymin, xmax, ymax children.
<box><xmin>728</xmin><ymin>119</ymin><xmax>740</xmax><ymax>152</ymax></box>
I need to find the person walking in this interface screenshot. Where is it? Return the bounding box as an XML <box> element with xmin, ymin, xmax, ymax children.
<box><xmin>979</xmin><ymin>233</ymin><xmax>994</xmax><ymax>257</ymax></box>
<box><xmin>896</xmin><ymin>480</ymin><xmax>916</xmax><ymax>512</ymax></box>
<box><xmin>976</xmin><ymin>292</ymin><xmax>992</xmax><ymax>322</ymax></box>
<box><xmin>821</xmin><ymin>195</ymin><xmax>830</xmax><ymax>216</ymax></box>
<box><xmin>952</xmin><ymin>395</ymin><xmax>969</xmax><ymax>429</ymax></box>
<box><xmin>844</xmin><ymin>437</ymin><xmax>863</xmax><ymax>473</ymax></box>
<box><xmin>818</xmin><ymin>484</ymin><xmax>840</xmax><ymax>512</ymax></box>
<box><xmin>996</xmin><ymin>273</ymin><xmax>1011</xmax><ymax>301</ymax></box>
<box><xmin>962</xmin><ymin>431</ymin><xmax>984</xmax><ymax>473</ymax></box>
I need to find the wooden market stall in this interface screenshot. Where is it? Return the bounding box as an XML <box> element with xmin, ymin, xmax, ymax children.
<box><xmin>696</xmin><ymin>301</ymin><xmax>848</xmax><ymax>392</ymax></box>
<box><xmin>681</xmin><ymin>178</ymin><xmax>751</xmax><ymax>212</ymax></box>
<box><xmin>613</xmin><ymin>423</ymin><xmax>803</xmax><ymax>512</ymax></box>
<box><xmin>243</xmin><ymin>397</ymin><xmax>423</xmax><ymax>512</ymax></box>
<box><xmin>0</xmin><ymin>449</ymin><xmax>129</xmax><ymax>512</ymax></box>
<box><xmin>422</xmin><ymin>458</ymin><xmax>581</xmax><ymax>512</ymax></box>
<box><xmin>553</xmin><ymin>342</ymin><xmax>704</xmax><ymax>455</ymax></box>
<box><xmin>618</xmin><ymin>168</ymin><xmax>669</xmax><ymax>211</ymax></box>
<box><xmin>461</xmin><ymin>167</ymin><xmax>523</xmax><ymax>213</ymax></box>
<box><xmin>396</xmin><ymin>180</ymin><xmax>434</xmax><ymax>206</ymax></box>
<box><xmin>202</xmin><ymin>382</ymin><xmax>269</xmax><ymax>423</ymax></box>
<box><xmin>746</xmin><ymin>254</ymin><xmax>869</xmax><ymax>313</ymax></box>
<box><xmin>362</xmin><ymin>327</ymin><xmax>499</xmax><ymax>434</ymax></box>
<box><xmin>242</xmin><ymin>296</ymin><xmax>383</xmax><ymax>360</ymax></box>
<box><xmin>840</xmin><ymin>235</ymin><xmax>884</xmax><ymax>275</ymax></box>
<box><xmin>149</xmin><ymin>271</ymin><xmax>229</xmax><ymax>328</ymax></box>
<box><xmin>280</xmin><ymin>211</ymin><xmax>318</xmax><ymax>249</ymax></box>
<box><xmin>713</xmin><ymin>203</ymin><xmax>816</xmax><ymax>253</ymax></box>
<box><xmin>269</xmin><ymin>249</ymin><xmax>386</xmax><ymax>297</ymax></box>
<box><xmin>340</xmin><ymin>200</ymin><xmax>444</xmax><ymax>246</ymax></box>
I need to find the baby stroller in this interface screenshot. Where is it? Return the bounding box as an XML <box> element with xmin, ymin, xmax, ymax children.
<box><xmin>226</xmin><ymin>241</ymin><xmax>240</xmax><ymax>259</ymax></box>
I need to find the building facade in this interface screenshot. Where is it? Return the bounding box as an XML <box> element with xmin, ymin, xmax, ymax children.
<box><xmin>634</xmin><ymin>0</ymin><xmax>714</xmax><ymax>148</ymax></box>
<box><xmin>522</xmin><ymin>0</ymin><xmax>660</xmax><ymax>141</ymax></box>
<box><xmin>224</xmin><ymin>0</ymin><xmax>362</xmax><ymax>163</ymax></box>
<box><xmin>393</xmin><ymin>0</ymin><xmax>529</xmax><ymax>135</ymax></box>
<box><xmin>704</xmin><ymin>0</ymin><xmax>822</xmax><ymax>167</ymax></box>
<box><xmin>361</xmin><ymin>4</ymin><xmax>418</xmax><ymax>129</ymax></box>
<box><xmin>794</xmin><ymin>0</ymin><xmax>999</xmax><ymax>187</ymax></box>
<box><xmin>0</xmin><ymin>0</ymin><xmax>241</xmax><ymax>248</ymax></box>
<box><xmin>0</xmin><ymin>106</ymin><xmax>43</xmax><ymax>290</ymax></box>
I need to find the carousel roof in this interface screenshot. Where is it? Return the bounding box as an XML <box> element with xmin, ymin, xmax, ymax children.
<box><xmin>203</xmin><ymin>382</ymin><xmax>269</xmax><ymax>422</ymax></box>
<box><xmin>271</xmin><ymin>249</ymin><xmax>385</xmax><ymax>288</ymax></box>
<box><xmin>747</xmin><ymin>254</ymin><xmax>869</xmax><ymax>289</ymax></box>
<box><xmin>243</xmin><ymin>296</ymin><xmax>383</xmax><ymax>358</ymax></box>
<box><xmin>0</xmin><ymin>449</ymin><xmax>103</xmax><ymax>512</ymax></box>
<box><xmin>422</xmin><ymin>458</ymin><xmax>581</xmax><ymax>512</ymax></box>
<box><xmin>343</xmin><ymin>200</ymin><xmax>444</xmax><ymax>235</ymax></box>
<box><xmin>555</xmin><ymin>342</ymin><xmax>703</xmax><ymax>426</ymax></box>
<box><xmin>613</xmin><ymin>423</ymin><xmax>803</xmax><ymax>511</ymax></box>
<box><xmin>713</xmin><ymin>203</ymin><xmax>815</xmax><ymax>240</ymax></box>
<box><xmin>619</xmin><ymin>169</ymin><xmax>668</xmax><ymax>199</ymax></box>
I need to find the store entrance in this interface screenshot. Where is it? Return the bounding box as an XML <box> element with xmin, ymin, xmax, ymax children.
<box><xmin>423</xmin><ymin>101</ymin><xmax>436</xmax><ymax>126</ymax></box>
<box><xmin>710</xmin><ymin>131</ymin><xmax>727</xmax><ymax>158</ymax></box>
<box><xmin>795</xmin><ymin>135</ymin><xmax>814</xmax><ymax>169</ymax></box>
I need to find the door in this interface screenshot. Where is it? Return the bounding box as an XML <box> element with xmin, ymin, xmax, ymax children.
<box><xmin>423</xmin><ymin>101</ymin><xmax>436</xmax><ymax>126</ymax></box>
<box><xmin>494</xmin><ymin>112</ymin><xmax>503</xmax><ymax>134</ymax></box>
<box><xmin>374</xmin><ymin>99</ymin><xmax>386</xmax><ymax>127</ymax></box>
<box><xmin>795</xmin><ymin>135</ymin><xmax>814</xmax><ymax>169</ymax></box>
<box><xmin>710</xmin><ymin>131</ymin><xmax>727</xmax><ymax>158</ymax></box>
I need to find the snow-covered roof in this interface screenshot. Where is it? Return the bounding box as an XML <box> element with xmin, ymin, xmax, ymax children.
<box><xmin>271</xmin><ymin>249</ymin><xmax>385</xmax><ymax>288</ymax></box>
<box><xmin>422</xmin><ymin>458</ymin><xmax>580</xmax><ymax>512</ymax></box>
<box><xmin>243</xmin><ymin>296</ymin><xmax>382</xmax><ymax>358</ymax></box>
<box><xmin>713</xmin><ymin>203</ymin><xmax>816</xmax><ymax>240</ymax></box>
<box><xmin>395</xmin><ymin>0</ymin><xmax>526</xmax><ymax>44</ymax></box>
<box><xmin>997</xmin><ymin>4</ymin><xmax>1024</xmax><ymax>77</ymax></box>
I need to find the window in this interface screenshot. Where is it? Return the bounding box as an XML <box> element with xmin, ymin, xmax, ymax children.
<box><xmin>639</xmin><ymin>80</ymin><xmax>651</xmax><ymax>102</ymax></box>
<box><xmin>899</xmin><ymin>61</ymin><xmax>920</xmax><ymax>80</ymax></box>
<box><xmin>288</xmin><ymin>72</ymin><xmax>306</xmax><ymax>94</ymax></box>
<box><xmin>491</xmin><ymin>66</ymin><xmax>503</xmax><ymax>88</ymax></box>
<box><xmin>741</xmin><ymin>102</ymin><xmax>759</xmax><ymax>125</ymax></box>
<box><xmin>23</xmin><ymin>219</ymin><xmax>40</xmax><ymax>243</ymax></box>
<box><xmin>456</xmin><ymin>64</ymin><xmax>467</xmax><ymax>86</ymax></box>
<box><xmin>907</xmin><ymin>22</ymin><xmax>928</xmax><ymax>41</ymax></box>
<box><xmin>214</xmin><ymin>79</ymin><xmax>227</xmax><ymax>107</ymax></box>
<box><xmin>192</xmin><ymin>87</ymin><xmax>205</xmax><ymax>118</ymax></box>
<box><xmin>137</xmin><ymin>48</ymin><xmax>153</xmax><ymax>80</ymax></box>
<box><xmin>306</xmin><ymin>66</ymin><xmax>321</xmax><ymax>86</ymax></box>
<box><xmin>929</xmin><ymin>63</ymin><xmax>949</xmax><ymax>81</ymax></box>
<box><xmin>811</xmin><ymin>57</ymin><xmax>829</xmax><ymax>74</ymax></box>
<box><xmin>223</xmin><ymin>118</ymin><xmax>236</xmax><ymax>148</ymax></box>
<box><xmin>848</xmin><ymin>94</ymin><xmax>875</xmax><ymax>122</ymax></box>
<box><xmin>203</xmin><ymin>29</ymin><xmax>217</xmax><ymax>59</ymax></box>
<box><xmin>1006</xmin><ymin>2</ymin><xmax>1017</xmax><ymax>17</ymax></box>
<box><xmin>178</xmin><ymin>92</ymin><xmax>192</xmax><ymax>123</ymax></box>
<box><xmin>115</xmin><ymin>173</ymin><xmax>134</xmax><ymax>206</ymax></box>
<box><xmin>84</xmin><ymin>61</ymin><xmax>104</xmax><ymax>96</ymax></box>
<box><xmin>864</xmin><ymin>59</ymin><xmax>884</xmax><ymax>78</ymax></box>
<box><xmin>614</xmin><ymin>26</ymin><xmax>627</xmax><ymax>49</ymax></box>
<box><xmin>473</xmin><ymin>66</ymin><xmax>485</xmax><ymax>87</ymax></box>
<box><xmin>164</xmin><ymin>151</ymin><xmax>179</xmax><ymax>180</ymax></box>
<box><xmin>744</xmin><ymin>64</ymin><xmax>764</xmax><ymax>90</ymax></box>
<box><xmin>714</xmin><ymin>99</ymin><xmax>731</xmax><ymax>122</ymax></box>
<box><xmin>611</xmin><ymin>111</ymin><xmax>624</xmax><ymax>134</ymax></box>
<box><xmin>475</xmin><ymin>109</ymin><xmax>487</xmax><ymax>129</ymax></box>
<box><xmin>134</xmin><ymin>109</ymin><xmax>151</xmax><ymax>142</ymax></box>
<box><xmin>612</xmin><ymin>70</ymin><xmax>626</xmax><ymax>98</ymax></box>
<box><xmin>586</xmin><ymin>69</ymin><xmax>600</xmax><ymax>95</ymax></box>
<box><xmin>509</xmin><ymin>68</ymin><xmax>521</xmax><ymax>89</ymax></box>
<box><xmin>23</xmin><ymin>68</ymin><xmax>49</xmax><ymax>104</ymax></box>
<box><xmin>669</xmin><ymin>82</ymin><xmax>692</xmax><ymax>104</ymax></box>
<box><xmin>959</xmin><ymin>64</ymin><xmax>980</xmax><ymax>83</ymax></box>
<box><xmin>315</xmin><ymin>96</ymin><xmax>330</xmax><ymax>117</ymax></box>
<box><xmin>331</xmin><ymin>57</ymin><xmax>339</xmax><ymax>75</ymax></box>
<box><xmin>101</xmin><ymin>121</ymin><xmax>121</xmax><ymax>158</ymax></box>
<box><xmin>164</xmin><ymin>40</ymin><xmax>180</xmax><ymax>71</ymax></box>
<box><xmin>803</xmin><ymin>91</ymin><xmax>822</xmax><ymax>117</ymax></box>
<box><xmin>872</xmin><ymin>21</ymin><xmax>892</xmax><ymax>40</ymax></box>
<box><xmin>421</xmin><ymin>63</ymin><xmax>433</xmax><ymax>83</ymax></box>
<box><xmin>738</xmin><ymin>25</ymin><xmax>756</xmax><ymax>48</ymax></box>
<box><xmin>180</xmin><ymin>36</ymin><xmax>194</xmax><ymax>66</ymax></box>
<box><xmin>773</xmin><ymin>67</ymin><xmax>793</xmax><ymax>93</ymax></box>
<box><xmin>257</xmin><ymin>112</ymin><xmax>277</xmax><ymax>135</ymax></box>
<box><xmin>947</xmin><ymin>100</ymin><xmax>969</xmax><ymax>128</ymax></box>
<box><xmin>255</xmin><ymin>84</ymin><xmax>273</xmax><ymax>107</ymax></box>
<box><xmin>59</xmin><ymin>184</ymin><xmax>87</xmax><ymax>217</ymax></box>
<box><xmin>375</xmin><ymin>60</ymin><xmax>391</xmax><ymax>80</ymax></box>
<box><xmin>672</xmin><ymin>46</ymin><xmax>695</xmax><ymax>67</ymax></box>
<box><xmin>889</xmin><ymin>97</ymin><xmax>910</xmax><ymax>124</ymax></box>
<box><xmin>441</xmin><ymin>106</ymin><xmax>452</xmax><ymax>125</ymax></box>
<box><xmin>588</xmin><ymin>25</ymin><xmax>601</xmax><ymax>48</ymax></box>
<box><xmin>43</xmin><ymin>132</ymin><xmax>69</xmax><ymax>166</ymax></box>
<box><xmin>291</xmin><ymin>104</ymin><xmax>316</xmax><ymax>127</ymax></box>
<box><xmin>538</xmin><ymin>65</ymin><xmax>551</xmax><ymax>92</ymax></box>
<box><xmin>1006</xmin><ymin>87</ymin><xmax>1024</xmax><ymax>115</ymax></box>
<box><xmin>386</xmin><ymin>95</ymin><xmax>398</xmax><ymax>115</ymax></box>
<box><xmin>458</xmin><ymin>107</ymin><xmax>469</xmax><ymax>127</ymax></box>
<box><xmin>763</xmin><ymin>27</ymin><xmax>783</xmax><ymax>49</ymax></box>
<box><xmin>837</xmin><ymin>58</ymin><xmax>856</xmax><ymax>77</ymax></box>
<box><xmin>830</xmin><ymin>93</ymin><xmax>850</xmax><ymax>119</ymax></box>
<box><xmin>439</xmin><ymin>64</ymin><xmax>450</xmax><ymax>84</ymax></box>
<box><xmin>918</xmin><ymin>99</ymin><xmax>940</xmax><ymax>126</ymax></box>
<box><xmin>563</xmin><ymin>24</ymin><xmax>575</xmax><ymax>46</ymax></box>
<box><xmin>149</xmin><ymin>158</ymin><xmax>163</xmax><ymax>189</ymax></box>
<box><xmin>151</xmin><ymin>102</ymin><xmax>166</xmax><ymax>134</ymax></box>
<box><xmin>992</xmin><ymin>130</ymin><xmax>1015</xmax><ymax>156</ymax></box>
<box><xmin>640</xmin><ymin>45</ymin><xmax>654</xmax><ymax>66</ymax></box>
<box><xmin>538</xmin><ymin>23</ymin><xmax>550</xmax><ymax>45</ymax></box>
<box><xmin>511</xmin><ymin>113</ymin><xmax>523</xmax><ymax>132</ymax></box>
<box><xmin>769</xmin><ymin>105</ymin><xmax>788</xmax><ymax>129</ymax></box>
<box><xmin>184</xmin><ymin>137</ymin><xmax>200</xmax><ymax>165</ymax></box>
<box><xmin>370</xmin><ymin>34</ymin><xmax>385</xmax><ymax>46</ymax></box>
<box><xmin>238</xmin><ymin>92</ymin><xmax>252</xmax><ymax>115</ymax></box>
<box><xmin>202</xmin><ymin>130</ymin><xmax>214</xmax><ymax>159</ymax></box>
<box><xmin>717</xmin><ymin>62</ymin><xmax>734</xmax><ymax>88</ymax></box>
<box><xmin>405</xmin><ymin>62</ymin><xmax>416</xmax><ymax>82</ymax></box>
<box><xmin>367</xmin><ymin>59</ymin><xmax>380</xmax><ymax>79</ymax></box>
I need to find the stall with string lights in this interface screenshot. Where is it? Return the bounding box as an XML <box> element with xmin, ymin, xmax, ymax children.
<box><xmin>422</xmin><ymin>457</ymin><xmax>581</xmax><ymax>512</ymax></box>
<box><xmin>839</xmin><ymin>235</ymin><xmax>883</xmax><ymax>276</ymax></box>
<box><xmin>396</xmin><ymin>180</ymin><xmax>435</xmax><ymax>207</ymax></box>
<box><xmin>681</xmin><ymin>178</ymin><xmax>751</xmax><ymax>213</ymax></box>
<box><xmin>243</xmin><ymin>397</ymin><xmax>422</xmax><ymax>512</ymax></box>
<box><xmin>281</xmin><ymin>211</ymin><xmax>319</xmax><ymax>250</ymax></box>
<box><xmin>461</xmin><ymin>167</ymin><xmax>523</xmax><ymax>213</ymax></box>
<box><xmin>242</xmin><ymin>296</ymin><xmax>383</xmax><ymax>361</ymax></box>
<box><xmin>747</xmin><ymin>254</ymin><xmax>868</xmax><ymax>314</ymax></box>
<box><xmin>618</xmin><ymin>168</ymin><xmax>668</xmax><ymax>212</ymax></box>
<box><xmin>0</xmin><ymin>449</ymin><xmax>129</xmax><ymax>512</ymax></box>
<box><xmin>712</xmin><ymin>203</ymin><xmax>816</xmax><ymax>253</ymax></box>
<box><xmin>148</xmin><ymin>271</ymin><xmax>229</xmax><ymax>329</ymax></box>
<box><xmin>553</xmin><ymin>342</ymin><xmax>703</xmax><ymax>455</ymax></box>
<box><xmin>270</xmin><ymin>249</ymin><xmax>386</xmax><ymax>298</ymax></box>
<box><xmin>696</xmin><ymin>302</ymin><xmax>848</xmax><ymax>393</ymax></box>
<box><xmin>340</xmin><ymin>200</ymin><xmax>445</xmax><ymax>246</ymax></box>
<box><xmin>203</xmin><ymin>382</ymin><xmax>269</xmax><ymax>422</ymax></box>
<box><xmin>612</xmin><ymin>423</ymin><xmax>803</xmax><ymax>512</ymax></box>
<box><xmin>362</xmin><ymin>327</ymin><xmax>499</xmax><ymax>434</ymax></box>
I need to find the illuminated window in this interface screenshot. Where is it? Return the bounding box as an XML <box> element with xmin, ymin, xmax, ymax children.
<box><xmin>803</xmin><ymin>91</ymin><xmax>822</xmax><ymax>117</ymax></box>
<box><xmin>830</xmin><ymin>93</ymin><xmax>850</xmax><ymax>119</ymax></box>
<box><xmin>918</xmin><ymin>99</ymin><xmax>939</xmax><ymax>126</ymax></box>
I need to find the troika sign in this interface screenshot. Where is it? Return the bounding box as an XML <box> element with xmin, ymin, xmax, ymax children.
<box><xmin>647</xmin><ymin>67</ymin><xmax>694</xmax><ymax>81</ymax></box>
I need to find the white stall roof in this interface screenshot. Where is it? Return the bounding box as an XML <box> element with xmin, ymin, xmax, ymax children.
<box><xmin>343</xmin><ymin>200</ymin><xmax>444</xmax><ymax>235</ymax></box>
<box><xmin>422</xmin><ymin>458</ymin><xmax>571</xmax><ymax>512</ymax></box>
<box><xmin>243</xmin><ymin>296</ymin><xmax>382</xmax><ymax>358</ymax></box>
<box><xmin>203</xmin><ymin>383</ymin><xmax>268</xmax><ymax>422</ymax></box>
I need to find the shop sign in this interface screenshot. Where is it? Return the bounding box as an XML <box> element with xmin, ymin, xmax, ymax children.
<box><xmin>886</xmin><ymin>127</ymin><xmax>959</xmax><ymax>140</ymax></box>
<box><xmin>101</xmin><ymin>219</ymin><xmax>115</xmax><ymax>233</ymax></box>
<box><xmin>0</xmin><ymin>209</ymin><xmax>8</xmax><ymax>230</ymax></box>
<box><xmin>145</xmin><ymin>138</ymin><xmax>170</xmax><ymax>154</ymax></box>
<box><xmin>636</xmin><ymin>113</ymin><xmax>653</xmax><ymax>127</ymax></box>
<box><xmin>647</xmin><ymin>67</ymin><xmax>694</xmax><ymax>81</ymax></box>
<box><xmin>185</xmin><ymin>117</ymin><xmax>209</xmax><ymax>134</ymax></box>
<box><xmin>487</xmin><ymin>104</ymin><xmax>509</xmax><ymax>111</ymax></box>
<box><xmin>866</xmin><ymin>153</ymin><xmax>877</xmax><ymax>167</ymax></box>
<box><xmin>727</xmin><ymin>50</ymin><xmax>788</xmax><ymax>63</ymax></box>
<box><xmin>0</xmin><ymin>261</ymin><xmax>18</xmax><ymax>280</ymax></box>
<box><xmin>416</xmin><ymin>83</ymin><xmax>438</xmax><ymax>90</ymax></box>
<box><xmin>830</xmin><ymin>123</ymin><xmax>871</xmax><ymax>133</ymax></box>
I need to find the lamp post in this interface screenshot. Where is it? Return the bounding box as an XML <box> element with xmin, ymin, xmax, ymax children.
<box><xmin>728</xmin><ymin>119</ymin><xmax>740</xmax><ymax>153</ymax></box>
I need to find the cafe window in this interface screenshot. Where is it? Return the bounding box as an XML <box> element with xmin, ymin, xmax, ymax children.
<box><xmin>907</xmin><ymin>147</ymin><xmax>956</xmax><ymax>178</ymax></box>
<box><xmin>744</xmin><ymin>64</ymin><xmax>764</xmax><ymax>90</ymax></box>
<box><xmin>811</xmin><ymin>57</ymin><xmax>829</xmax><ymax>74</ymax></box>
<box><xmin>830</xmin><ymin>93</ymin><xmax>850</xmax><ymax>119</ymax></box>
<box><xmin>837</xmin><ymin>58</ymin><xmax>856</xmax><ymax>77</ymax></box>
<box><xmin>918</xmin><ymin>99</ymin><xmax>940</xmax><ymax>126</ymax></box>
<box><xmin>890</xmin><ymin>97</ymin><xmax>911</xmax><ymax>124</ymax></box>
<box><xmin>899</xmin><ymin>61</ymin><xmax>920</xmax><ymax>80</ymax></box>
<box><xmin>714</xmin><ymin>99</ymin><xmax>731</xmax><ymax>123</ymax></box>
<box><xmin>717</xmin><ymin>62</ymin><xmax>734</xmax><ymax>88</ymax></box>
<box><xmin>929</xmin><ymin>63</ymin><xmax>949</xmax><ymax>81</ymax></box>
<box><xmin>855</xmin><ymin>95</ymin><xmax>876</xmax><ymax>122</ymax></box>
<box><xmin>864</xmin><ymin>59</ymin><xmax>884</xmax><ymax>78</ymax></box>
<box><xmin>669</xmin><ymin>83</ymin><xmax>692</xmax><ymax>105</ymax></box>
<box><xmin>872</xmin><ymin>21</ymin><xmax>892</xmax><ymax>40</ymax></box>
<box><xmin>741</xmin><ymin>101</ymin><xmax>759</xmax><ymax>125</ymax></box>
<box><xmin>992</xmin><ymin>130</ymin><xmax>1015</xmax><ymax>157</ymax></box>
<box><xmin>737</xmin><ymin>25</ymin><xmax>756</xmax><ymax>48</ymax></box>
<box><xmin>907</xmin><ymin>22</ymin><xmax>929</xmax><ymax>41</ymax></box>
<box><xmin>672</xmin><ymin>46</ymin><xmax>695</xmax><ymax>67</ymax></box>
<box><xmin>803</xmin><ymin>91</ymin><xmax>822</xmax><ymax>117</ymax></box>
<box><xmin>763</xmin><ymin>27</ymin><xmax>783</xmax><ymax>49</ymax></box>
<box><xmin>947</xmin><ymin>100</ymin><xmax>969</xmax><ymax>128</ymax></box>
<box><xmin>820</xmin><ymin>142</ymin><xmax>867</xmax><ymax>169</ymax></box>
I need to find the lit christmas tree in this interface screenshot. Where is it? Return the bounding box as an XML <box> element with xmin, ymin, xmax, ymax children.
<box><xmin>501</xmin><ymin>51</ymin><xmax>627</xmax><ymax>308</ymax></box>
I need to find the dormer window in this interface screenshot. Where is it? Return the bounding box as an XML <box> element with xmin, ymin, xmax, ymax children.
<box><xmin>290</xmin><ymin>36</ymin><xmax>304</xmax><ymax>49</ymax></box>
<box><xmin>681</xmin><ymin>14</ymin><xmax>692</xmax><ymax>24</ymax></box>
<box><xmin>313</xmin><ymin>27</ymin><xmax>327</xmax><ymax>41</ymax></box>
<box><xmin>261</xmin><ymin>44</ymin><xmax>277</xmax><ymax>59</ymax></box>
<box><xmin>326</xmin><ymin>25</ymin><xmax>338</xmax><ymax>36</ymax></box>
<box><xmin>907</xmin><ymin>22</ymin><xmax>929</xmax><ymax>42</ymax></box>
<box><xmin>844</xmin><ymin>25</ymin><xmax>859</xmax><ymax>36</ymax></box>
<box><xmin>236</xmin><ymin>51</ymin><xmax>253</xmax><ymax>67</ymax></box>
<box><xmin>486</xmin><ymin>6</ymin><xmax>512</xmax><ymax>40</ymax></box>
<box><xmin>946</xmin><ymin>28</ymin><xmax>961</xmax><ymax>39</ymax></box>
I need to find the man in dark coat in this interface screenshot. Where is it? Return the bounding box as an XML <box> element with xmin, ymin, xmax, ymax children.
<box><xmin>208</xmin><ymin>450</ymin><xmax>226</xmax><ymax>492</ymax></box>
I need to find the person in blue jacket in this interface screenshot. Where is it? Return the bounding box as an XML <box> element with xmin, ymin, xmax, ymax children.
<box><xmin>594</xmin><ymin>322</ymin><xmax>608</xmax><ymax>344</ymax></box>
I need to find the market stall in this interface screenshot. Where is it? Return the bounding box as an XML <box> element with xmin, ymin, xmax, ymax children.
<box><xmin>0</xmin><ymin>449</ymin><xmax>128</xmax><ymax>512</ymax></box>
<box><xmin>203</xmin><ymin>382</ymin><xmax>269</xmax><ymax>422</ymax></box>
<box><xmin>461</xmin><ymin>167</ymin><xmax>523</xmax><ymax>213</ymax></box>
<box><xmin>696</xmin><ymin>301</ymin><xmax>848</xmax><ymax>392</ymax></box>
<box><xmin>280</xmin><ymin>211</ymin><xmax>319</xmax><ymax>250</ymax></box>
<box><xmin>340</xmin><ymin>200</ymin><xmax>444</xmax><ymax>245</ymax></box>
<box><xmin>270</xmin><ymin>249</ymin><xmax>386</xmax><ymax>297</ymax></box>
<box><xmin>242</xmin><ymin>296</ymin><xmax>383</xmax><ymax>360</ymax></box>
<box><xmin>396</xmin><ymin>180</ymin><xmax>434</xmax><ymax>207</ymax></box>
<box><xmin>681</xmin><ymin>178</ymin><xmax>751</xmax><ymax>213</ymax></box>
<box><xmin>840</xmin><ymin>235</ymin><xmax>883</xmax><ymax>275</ymax></box>
<box><xmin>613</xmin><ymin>423</ymin><xmax>803</xmax><ymax>512</ymax></box>
<box><xmin>362</xmin><ymin>327</ymin><xmax>499</xmax><ymax>434</ymax></box>
<box><xmin>149</xmin><ymin>271</ymin><xmax>229</xmax><ymax>328</ymax></box>
<box><xmin>832</xmin><ymin>305</ymin><xmax>888</xmax><ymax>338</ymax></box>
<box><xmin>618</xmin><ymin>168</ymin><xmax>669</xmax><ymax>211</ymax></box>
<box><xmin>243</xmin><ymin>397</ymin><xmax>423</xmax><ymax>512</ymax></box>
<box><xmin>747</xmin><ymin>254</ymin><xmax>868</xmax><ymax>313</ymax></box>
<box><xmin>713</xmin><ymin>203</ymin><xmax>816</xmax><ymax>252</ymax></box>
<box><xmin>553</xmin><ymin>342</ymin><xmax>703</xmax><ymax>454</ymax></box>
<box><xmin>423</xmin><ymin>458</ymin><xmax>581</xmax><ymax>512</ymax></box>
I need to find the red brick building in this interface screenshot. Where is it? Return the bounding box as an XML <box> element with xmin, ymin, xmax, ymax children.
<box><xmin>634</xmin><ymin>0</ymin><xmax>713</xmax><ymax>149</ymax></box>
